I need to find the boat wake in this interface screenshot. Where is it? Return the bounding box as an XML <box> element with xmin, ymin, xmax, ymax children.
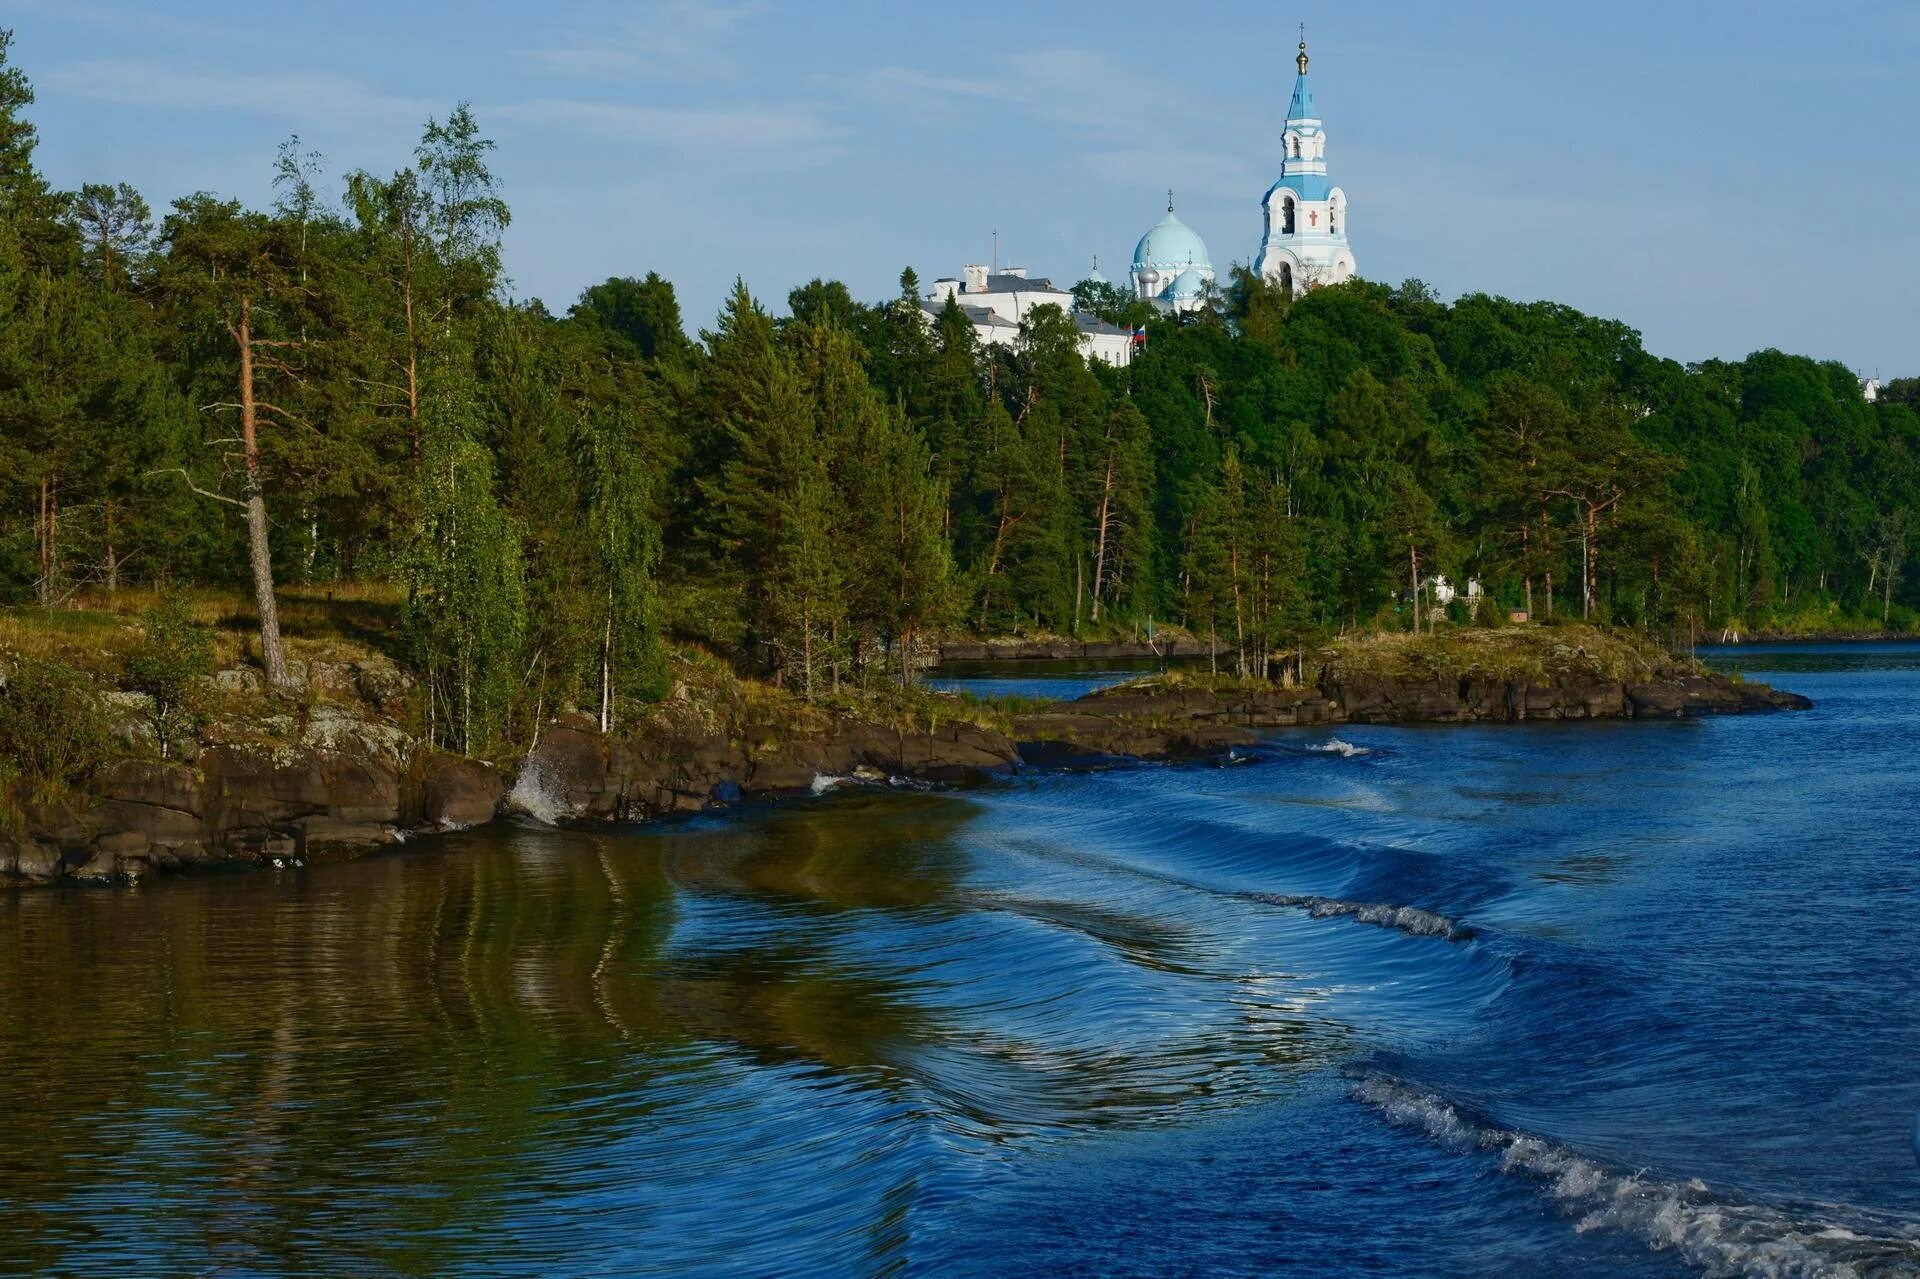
<box><xmin>1248</xmin><ymin>892</ymin><xmax>1472</xmax><ymax>941</ymax></box>
<box><xmin>1306</xmin><ymin>738</ymin><xmax>1372</xmax><ymax>757</ymax></box>
<box><xmin>1351</xmin><ymin>1073</ymin><xmax>1920</xmax><ymax>1279</ymax></box>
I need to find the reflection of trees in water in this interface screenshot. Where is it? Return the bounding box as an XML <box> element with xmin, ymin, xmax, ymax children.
<box><xmin>0</xmin><ymin>791</ymin><xmax>1342</xmax><ymax>1273</ymax></box>
<box><xmin>0</xmin><ymin>799</ymin><xmax>976</xmax><ymax>1273</ymax></box>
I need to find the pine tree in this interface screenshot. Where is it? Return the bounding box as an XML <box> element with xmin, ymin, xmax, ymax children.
<box><xmin>154</xmin><ymin>197</ymin><xmax>314</xmax><ymax>688</ymax></box>
<box><xmin>67</xmin><ymin>182</ymin><xmax>151</xmax><ymax>289</ymax></box>
<box><xmin>1088</xmin><ymin>399</ymin><xmax>1155</xmax><ymax>623</ymax></box>
<box><xmin>710</xmin><ymin>314</ymin><xmax>841</xmax><ymax>693</ymax></box>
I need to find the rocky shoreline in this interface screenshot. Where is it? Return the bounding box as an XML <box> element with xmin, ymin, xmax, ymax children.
<box><xmin>0</xmin><ymin>661</ymin><xmax>1808</xmax><ymax>888</ymax></box>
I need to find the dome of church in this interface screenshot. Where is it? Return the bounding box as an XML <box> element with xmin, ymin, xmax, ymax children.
<box><xmin>1165</xmin><ymin>266</ymin><xmax>1209</xmax><ymax>300</ymax></box>
<box><xmin>1133</xmin><ymin>210</ymin><xmax>1211</xmax><ymax>273</ymax></box>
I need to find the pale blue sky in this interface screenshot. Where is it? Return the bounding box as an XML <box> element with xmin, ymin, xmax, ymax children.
<box><xmin>9</xmin><ymin>0</ymin><xmax>1917</xmax><ymax>374</ymax></box>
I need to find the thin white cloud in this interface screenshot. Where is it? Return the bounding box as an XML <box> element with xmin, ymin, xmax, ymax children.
<box><xmin>42</xmin><ymin>58</ymin><xmax>433</xmax><ymax>133</ymax></box>
<box><xmin>1082</xmin><ymin>148</ymin><xmax>1262</xmax><ymax>202</ymax></box>
<box><xmin>520</xmin><ymin>0</ymin><xmax>766</xmax><ymax>82</ymax></box>
<box><xmin>859</xmin><ymin>49</ymin><xmax>1174</xmax><ymax>139</ymax></box>
<box><xmin>492</xmin><ymin>98</ymin><xmax>835</xmax><ymax>160</ymax></box>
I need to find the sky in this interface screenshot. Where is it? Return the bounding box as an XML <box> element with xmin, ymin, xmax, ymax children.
<box><xmin>7</xmin><ymin>0</ymin><xmax>1917</xmax><ymax>375</ymax></box>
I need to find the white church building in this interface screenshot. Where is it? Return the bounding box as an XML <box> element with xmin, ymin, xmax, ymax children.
<box><xmin>1132</xmin><ymin>196</ymin><xmax>1216</xmax><ymax>315</ymax></box>
<box><xmin>918</xmin><ymin>34</ymin><xmax>1355</xmax><ymax>360</ymax></box>
<box><xmin>1132</xmin><ymin>34</ymin><xmax>1356</xmax><ymax>307</ymax></box>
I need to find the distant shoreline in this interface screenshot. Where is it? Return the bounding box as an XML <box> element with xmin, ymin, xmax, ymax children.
<box><xmin>1696</xmin><ymin>632</ymin><xmax>1920</xmax><ymax>647</ymax></box>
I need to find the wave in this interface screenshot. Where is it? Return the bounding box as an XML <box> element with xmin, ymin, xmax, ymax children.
<box><xmin>810</xmin><ymin>773</ymin><xmax>853</xmax><ymax>796</ymax></box>
<box><xmin>505</xmin><ymin>753</ymin><xmax>570</xmax><ymax>826</ymax></box>
<box><xmin>1306</xmin><ymin>738</ymin><xmax>1372</xmax><ymax>757</ymax></box>
<box><xmin>1249</xmin><ymin>892</ymin><xmax>1471</xmax><ymax>941</ymax></box>
<box><xmin>1351</xmin><ymin>1074</ymin><xmax>1920</xmax><ymax>1279</ymax></box>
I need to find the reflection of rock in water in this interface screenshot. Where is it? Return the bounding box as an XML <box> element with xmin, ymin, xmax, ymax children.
<box><xmin>0</xmin><ymin>789</ymin><xmax>1354</xmax><ymax>1273</ymax></box>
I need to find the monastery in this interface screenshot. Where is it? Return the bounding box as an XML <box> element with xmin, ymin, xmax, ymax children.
<box><xmin>923</xmin><ymin>35</ymin><xmax>1355</xmax><ymax>368</ymax></box>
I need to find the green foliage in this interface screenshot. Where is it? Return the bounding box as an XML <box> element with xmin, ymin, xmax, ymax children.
<box><xmin>405</xmin><ymin>431</ymin><xmax>527</xmax><ymax>755</ymax></box>
<box><xmin>125</xmin><ymin>600</ymin><xmax>213</xmax><ymax>758</ymax></box>
<box><xmin>571</xmin><ymin>272</ymin><xmax>690</xmax><ymax>364</ymax></box>
<box><xmin>576</xmin><ymin>406</ymin><xmax>668</xmax><ymax>719</ymax></box>
<box><xmin>0</xmin><ymin>22</ymin><xmax>1916</xmax><ymax>768</ymax></box>
<box><xmin>0</xmin><ymin>655</ymin><xmax>111</xmax><ymax>799</ymax></box>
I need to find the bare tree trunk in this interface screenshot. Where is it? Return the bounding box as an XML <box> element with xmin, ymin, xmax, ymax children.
<box><xmin>1584</xmin><ymin>503</ymin><xmax>1600</xmax><ymax>618</ymax></box>
<box><xmin>35</xmin><ymin>476</ymin><xmax>51</xmax><ymax>606</ymax></box>
<box><xmin>801</xmin><ymin>599</ymin><xmax>814</xmax><ymax>701</ymax></box>
<box><xmin>403</xmin><ymin>220</ymin><xmax>422</xmax><ymax>465</ymax></box>
<box><xmin>979</xmin><ymin>503</ymin><xmax>1017</xmax><ymax>629</ymax></box>
<box><xmin>1521</xmin><ymin>521</ymin><xmax>1533</xmax><ymax>617</ymax></box>
<box><xmin>1539</xmin><ymin>505</ymin><xmax>1553</xmax><ymax>619</ymax></box>
<box><xmin>236</xmin><ymin>296</ymin><xmax>291</xmax><ymax>691</ymax></box>
<box><xmin>104</xmin><ymin>498</ymin><xmax>118</xmax><ymax>594</ymax></box>
<box><xmin>1409</xmin><ymin>537</ymin><xmax>1421</xmax><ymax>634</ymax></box>
<box><xmin>1091</xmin><ymin>440</ymin><xmax>1116</xmax><ymax>623</ymax></box>
<box><xmin>1258</xmin><ymin>554</ymin><xmax>1272</xmax><ymax>680</ymax></box>
<box><xmin>1073</xmin><ymin>555</ymin><xmax>1084</xmax><ymax>635</ymax></box>
<box><xmin>1230</xmin><ymin>543</ymin><xmax>1245</xmax><ymax>677</ymax></box>
<box><xmin>599</xmin><ymin>590</ymin><xmax>613</xmax><ymax>734</ymax></box>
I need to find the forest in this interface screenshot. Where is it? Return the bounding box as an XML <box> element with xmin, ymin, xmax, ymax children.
<box><xmin>4</xmin><ymin>30</ymin><xmax>1917</xmax><ymax>755</ymax></box>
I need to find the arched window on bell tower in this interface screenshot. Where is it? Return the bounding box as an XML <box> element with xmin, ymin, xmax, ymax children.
<box><xmin>1282</xmin><ymin>196</ymin><xmax>1296</xmax><ymax>234</ymax></box>
<box><xmin>1288</xmin><ymin>135</ymin><xmax>1299</xmax><ymax>159</ymax></box>
<box><xmin>1278</xmin><ymin>263</ymin><xmax>1294</xmax><ymax>293</ymax></box>
<box><xmin>1329</xmin><ymin>204</ymin><xmax>1338</xmax><ymax>234</ymax></box>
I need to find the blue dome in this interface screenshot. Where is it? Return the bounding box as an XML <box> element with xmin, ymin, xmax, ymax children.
<box><xmin>1165</xmin><ymin>266</ymin><xmax>1209</xmax><ymax>299</ymax></box>
<box><xmin>1133</xmin><ymin>210</ymin><xmax>1211</xmax><ymax>273</ymax></box>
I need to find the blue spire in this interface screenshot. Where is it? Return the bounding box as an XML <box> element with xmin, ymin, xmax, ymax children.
<box><xmin>1287</xmin><ymin>32</ymin><xmax>1316</xmax><ymax>121</ymax></box>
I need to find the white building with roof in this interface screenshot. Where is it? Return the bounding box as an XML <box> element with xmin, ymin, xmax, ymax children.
<box><xmin>924</xmin><ymin>265</ymin><xmax>1134</xmax><ymax>367</ymax></box>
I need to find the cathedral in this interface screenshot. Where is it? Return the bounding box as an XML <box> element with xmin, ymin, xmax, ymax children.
<box><xmin>1132</xmin><ymin>35</ymin><xmax>1356</xmax><ymax>311</ymax></box>
<box><xmin>922</xmin><ymin>35</ymin><xmax>1355</xmax><ymax>367</ymax></box>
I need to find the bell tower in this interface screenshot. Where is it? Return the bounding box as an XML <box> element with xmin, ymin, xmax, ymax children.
<box><xmin>1256</xmin><ymin>32</ymin><xmax>1356</xmax><ymax>296</ymax></box>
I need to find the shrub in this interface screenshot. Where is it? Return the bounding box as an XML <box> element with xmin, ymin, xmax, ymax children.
<box><xmin>0</xmin><ymin>655</ymin><xmax>112</xmax><ymax>801</ymax></box>
<box><xmin>126</xmin><ymin>601</ymin><xmax>214</xmax><ymax>758</ymax></box>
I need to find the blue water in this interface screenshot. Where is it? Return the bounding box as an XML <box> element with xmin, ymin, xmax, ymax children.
<box><xmin>3</xmin><ymin>646</ymin><xmax>1918</xmax><ymax>1276</ymax></box>
<box><xmin>926</xmin><ymin>656</ymin><xmax>1175</xmax><ymax>701</ymax></box>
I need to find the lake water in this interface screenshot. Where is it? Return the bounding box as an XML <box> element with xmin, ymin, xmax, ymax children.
<box><xmin>4</xmin><ymin>646</ymin><xmax>1920</xmax><ymax>1276</ymax></box>
<box><xmin>926</xmin><ymin>654</ymin><xmax>1178</xmax><ymax>702</ymax></box>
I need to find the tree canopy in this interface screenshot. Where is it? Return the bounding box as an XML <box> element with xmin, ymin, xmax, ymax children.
<box><xmin>2</xmin><ymin>28</ymin><xmax>1913</xmax><ymax>725</ymax></box>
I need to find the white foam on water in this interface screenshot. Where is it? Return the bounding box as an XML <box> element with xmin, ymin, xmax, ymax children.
<box><xmin>810</xmin><ymin>773</ymin><xmax>852</xmax><ymax>796</ymax></box>
<box><xmin>1352</xmin><ymin>1074</ymin><xmax>1920</xmax><ymax>1278</ymax></box>
<box><xmin>1251</xmin><ymin>892</ymin><xmax>1470</xmax><ymax>941</ymax></box>
<box><xmin>505</xmin><ymin>754</ymin><xmax>570</xmax><ymax>826</ymax></box>
<box><xmin>1308</xmin><ymin>738</ymin><xmax>1371</xmax><ymax>757</ymax></box>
